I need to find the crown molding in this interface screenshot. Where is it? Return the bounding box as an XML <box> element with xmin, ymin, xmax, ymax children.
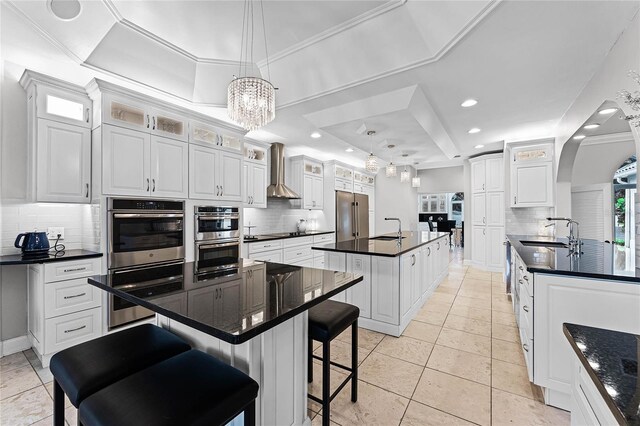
<box><xmin>581</xmin><ymin>131</ymin><xmax>634</xmax><ymax>146</ymax></box>
<box><xmin>19</xmin><ymin>69</ymin><xmax>87</xmax><ymax>94</ymax></box>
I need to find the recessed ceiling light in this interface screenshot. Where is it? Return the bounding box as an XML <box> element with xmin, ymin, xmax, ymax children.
<box><xmin>310</xmin><ymin>132</ymin><xmax>322</xmax><ymax>139</ymax></box>
<box><xmin>48</xmin><ymin>0</ymin><xmax>82</xmax><ymax>20</ymax></box>
<box><xmin>345</xmin><ymin>148</ymin><xmax>354</xmax><ymax>152</ymax></box>
<box><xmin>474</xmin><ymin>144</ymin><xmax>484</xmax><ymax>149</ymax></box>
<box><xmin>598</xmin><ymin>108</ymin><xmax>617</xmax><ymax>115</ymax></box>
<box><xmin>461</xmin><ymin>99</ymin><xmax>478</xmax><ymax>108</ymax></box>
<box><xmin>468</xmin><ymin>128</ymin><xmax>481</xmax><ymax>134</ymax></box>
<box><xmin>583</xmin><ymin>123</ymin><xmax>600</xmax><ymax>130</ymax></box>
<box><xmin>573</xmin><ymin>135</ymin><xmax>586</xmax><ymax>140</ymax></box>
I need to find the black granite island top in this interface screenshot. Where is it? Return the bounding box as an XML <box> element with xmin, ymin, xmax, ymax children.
<box><xmin>563</xmin><ymin>323</ymin><xmax>640</xmax><ymax>425</ymax></box>
<box><xmin>244</xmin><ymin>230</ymin><xmax>333</xmax><ymax>243</ymax></box>
<box><xmin>87</xmin><ymin>259</ymin><xmax>362</xmax><ymax>344</ymax></box>
<box><xmin>507</xmin><ymin>235</ymin><xmax>639</xmax><ymax>283</ymax></box>
<box><xmin>0</xmin><ymin>249</ymin><xmax>102</xmax><ymax>266</ymax></box>
<box><xmin>312</xmin><ymin>231</ymin><xmax>449</xmax><ymax>257</ymax></box>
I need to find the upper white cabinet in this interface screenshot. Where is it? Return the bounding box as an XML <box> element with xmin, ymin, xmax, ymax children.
<box><xmin>510</xmin><ymin>143</ymin><xmax>554</xmax><ymax>207</ymax></box>
<box><xmin>103</xmin><ymin>125</ymin><xmax>188</xmax><ymax>198</ymax></box>
<box><xmin>21</xmin><ymin>71</ymin><xmax>93</xmax><ymax>203</ymax></box>
<box><xmin>149</xmin><ymin>107</ymin><xmax>188</xmax><ymax>142</ymax></box>
<box><xmin>471</xmin><ymin>160</ymin><xmax>486</xmax><ymax>193</ymax></box>
<box><xmin>188</xmin><ymin>144</ymin><xmax>242</xmax><ymax>201</ymax></box>
<box><xmin>190</xmin><ymin>120</ymin><xmax>243</xmax><ymax>153</ymax></box>
<box><xmin>290</xmin><ymin>156</ymin><xmax>323</xmax><ymax>210</ymax></box>
<box><xmin>243</xmin><ymin>143</ymin><xmax>268</xmax><ymax>208</ymax></box>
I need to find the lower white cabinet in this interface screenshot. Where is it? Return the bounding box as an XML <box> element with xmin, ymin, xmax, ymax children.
<box><xmin>345</xmin><ymin>254</ymin><xmax>371</xmax><ymax>319</ymax></box>
<box><xmin>246</xmin><ymin>234</ymin><xmax>335</xmax><ymax>269</ymax></box>
<box><xmin>472</xmin><ymin>226</ymin><xmax>486</xmax><ymax>265</ymax></box>
<box><xmin>569</xmin><ymin>358</ymin><xmax>618</xmax><ymax>426</ymax></box>
<box><xmin>370</xmin><ymin>256</ymin><xmax>399</xmax><ymax>325</ymax></box>
<box><xmin>243</xmin><ymin>264</ymin><xmax>266</xmax><ymax>315</ymax></box>
<box><xmin>400</xmin><ymin>248</ymin><xmax>422</xmax><ymax>325</ymax></box>
<box><xmin>28</xmin><ymin>258</ymin><xmax>103</xmax><ymax>367</ymax></box>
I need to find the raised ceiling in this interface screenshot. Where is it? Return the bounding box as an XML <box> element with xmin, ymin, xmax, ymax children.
<box><xmin>3</xmin><ymin>0</ymin><xmax>640</xmax><ymax>169</ymax></box>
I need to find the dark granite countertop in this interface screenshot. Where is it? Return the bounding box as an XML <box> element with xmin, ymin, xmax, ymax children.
<box><xmin>243</xmin><ymin>230</ymin><xmax>334</xmax><ymax>243</ymax></box>
<box><xmin>312</xmin><ymin>231</ymin><xmax>449</xmax><ymax>257</ymax></box>
<box><xmin>0</xmin><ymin>249</ymin><xmax>102</xmax><ymax>266</ymax></box>
<box><xmin>507</xmin><ymin>235</ymin><xmax>639</xmax><ymax>283</ymax></box>
<box><xmin>563</xmin><ymin>323</ymin><xmax>640</xmax><ymax>425</ymax></box>
<box><xmin>87</xmin><ymin>259</ymin><xmax>362</xmax><ymax>344</ymax></box>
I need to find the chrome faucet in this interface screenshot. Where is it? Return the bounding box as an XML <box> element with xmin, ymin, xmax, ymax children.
<box><xmin>546</xmin><ymin>217</ymin><xmax>581</xmax><ymax>254</ymax></box>
<box><xmin>385</xmin><ymin>217</ymin><xmax>402</xmax><ymax>238</ymax></box>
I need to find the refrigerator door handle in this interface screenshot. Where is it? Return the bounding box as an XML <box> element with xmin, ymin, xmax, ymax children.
<box><xmin>352</xmin><ymin>202</ymin><xmax>357</xmax><ymax>237</ymax></box>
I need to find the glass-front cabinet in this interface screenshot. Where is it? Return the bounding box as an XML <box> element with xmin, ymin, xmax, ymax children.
<box><xmin>36</xmin><ymin>85</ymin><xmax>92</xmax><ymax>128</ymax></box>
<box><xmin>190</xmin><ymin>120</ymin><xmax>242</xmax><ymax>152</ymax></box>
<box><xmin>151</xmin><ymin>108</ymin><xmax>187</xmax><ymax>142</ymax></box>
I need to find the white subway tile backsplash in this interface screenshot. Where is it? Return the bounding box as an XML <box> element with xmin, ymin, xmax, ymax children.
<box><xmin>505</xmin><ymin>206</ymin><xmax>554</xmax><ymax>236</ymax></box>
<box><xmin>243</xmin><ymin>198</ymin><xmax>327</xmax><ymax>235</ymax></box>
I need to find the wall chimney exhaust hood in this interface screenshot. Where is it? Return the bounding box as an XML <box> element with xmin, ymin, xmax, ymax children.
<box><xmin>267</xmin><ymin>143</ymin><xmax>300</xmax><ymax>199</ymax></box>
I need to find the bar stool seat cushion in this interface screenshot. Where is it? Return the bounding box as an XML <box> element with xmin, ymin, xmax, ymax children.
<box><xmin>79</xmin><ymin>350</ymin><xmax>259</xmax><ymax>426</ymax></box>
<box><xmin>50</xmin><ymin>324</ymin><xmax>190</xmax><ymax>407</ymax></box>
<box><xmin>309</xmin><ymin>300</ymin><xmax>360</xmax><ymax>342</ymax></box>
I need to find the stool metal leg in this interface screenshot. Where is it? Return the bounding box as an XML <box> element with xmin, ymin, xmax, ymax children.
<box><xmin>244</xmin><ymin>400</ymin><xmax>256</xmax><ymax>426</ymax></box>
<box><xmin>351</xmin><ymin>320</ymin><xmax>358</xmax><ymax>402</ymax></box>
<box><xmin>308</xmin><ymin>336</ymin><xmax>313</xmax><ymax>383</ymax></box>
<box><xmin>53</xmin><ymin>379</ymin><xmax>65</xmax><ymax>426</ymax></box>
<box><xmin>322</xmin><ymin>340</ymin><xmax>330</xmax><ymax>426</ymax></box>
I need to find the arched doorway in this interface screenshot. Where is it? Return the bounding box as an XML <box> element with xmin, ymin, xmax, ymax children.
<box><xmin>613</xmin><ymin>155</ymin><xmax>636</xmax><ymax>248</ymax></box>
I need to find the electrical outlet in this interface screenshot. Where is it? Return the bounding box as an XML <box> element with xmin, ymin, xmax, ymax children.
<box><xmin>47</xmin><ymin>227</ymin><xmax>65</xmax><ymax>240</ymax></box>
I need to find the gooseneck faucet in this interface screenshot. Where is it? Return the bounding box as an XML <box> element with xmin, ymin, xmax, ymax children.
<box><xmin>385</xmin><ymin>218</ymin><xmax>402</xmax><ymax>238</ymax></box>
<box><xmin>546</xmin><ymin>217</ymin><xmax>581</xmax><ymax>254</ymax></box>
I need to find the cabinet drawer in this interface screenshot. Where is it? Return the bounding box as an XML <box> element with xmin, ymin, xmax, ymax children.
<box><xmin>283</xmin><ymin>236</ymin><xmax>313</xmax><ymax>248</ymax></box>
<box><xmin>44</xmin><ymin>278</ymin><xmax>101</xmax><ymax>319</ymax></box>
<box><xmin>284</xmin><ymin>246</ymin><xmax>313</xmax><ymax>263</ymax></box>
<box><xmin>313</xmin><ymin>233</ymin><xmax>335</xmax><ymax>244</ymax></box>
<box><xmin>313</xmin><ymin>256</ymin><xmax>326</xmax><ymax>269</ymax></box>
<box><xmin>44</xmin><ymin>307</ymin><xmax>102</xmax><ymax>354</ymax></box>
<box><xmin>248</xmin><ymin>240</ymin><xmax>283</xmax><ymax>254</ymax></box>
<box><xmin>250</xmin><ymin>249</ymin><xmax>283</xmax><ymax>264</ymax></box>
<box><xmin>44</xmin><ymin>258</ymin><xmax>101</xmax><ymax>283</ymax></box>
<box><xmin>519</xmin><ymin>326</ymin><xmax>534</xmax><ymax>382</ymax></box>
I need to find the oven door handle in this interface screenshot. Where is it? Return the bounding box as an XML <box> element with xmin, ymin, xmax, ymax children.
<box><xmin>114</xmin><ymin>275</ymin><xmax>184</xmax><ymax>290</ymax></box>
<box><xmin>113</xmin><ymin>213</ymin><xmax>184</xmax><ymax>219</ymax></box>
<box><xmin>198</xmin><ymin>242</ymin><xmax>240</xmax><ymax>249</ymax></box>
<box><xmin>197</xmin><ymin>216</ymin><xmax>240</xmax><ymax>220</ymax></box>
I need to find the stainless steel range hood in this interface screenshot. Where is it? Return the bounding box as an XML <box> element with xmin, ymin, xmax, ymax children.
<box><xmin>267</xmin><ymin>143</ymin><xmax>300</xmax><ymax>199</ymax></box>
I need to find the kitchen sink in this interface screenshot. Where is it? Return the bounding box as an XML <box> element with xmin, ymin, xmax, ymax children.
<box><xmin>370</xmin><ymin>236</ymin><xmax>405</xmax><ymax>241</ymax></box>
<box><xmin>520</xmin><ymin>240</ymin><xmax>568</xmax><ymax>248</ymax></box>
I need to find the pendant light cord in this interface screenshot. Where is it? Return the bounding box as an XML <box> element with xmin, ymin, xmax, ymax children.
<box><xmin>260</xmin><ymin>0</ymin><xmax>272</xmax><ymax>82</ymax></box>
<box><xmin>236</xmin><ymin>0</ymin><xmax>272</xmax><ymax>82</ymax></box>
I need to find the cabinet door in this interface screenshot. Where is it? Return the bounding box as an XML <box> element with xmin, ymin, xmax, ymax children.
<box><xmin>189</xmin><ymin>144</ymin><xmax>218</xmax><ymax>199</ymax></box>
<box><xmin>28</xmin><ymin>266</ymin><xmax>43</xmax><ymax>350</ymax></box>
<box><xmin>244</xmin><ymin>266</ymin><xmax>266</xmax><ymax>314</ymax></box>
<box><xmin>150</xmin><ymin>108</ymin><xmax>188</xmax><ymax>142</ymax></box>
<box><xmin>104</xmin><ymin>94</ymin><xmax>149</xmax><ymax>132</ymax></box>
<box><xmin>471</xmin><ymin>160</ymin><xmax>486</xmax><ymax>193</ymax></box>
<box><xmin>219</xmin><ymin>152</ymin><xmax>243</xmax><ymax>201</ymax></box>
<box><xmin>346</xmin><ymin>255</ymin><xmax>371</xmax><ymax>319</ymax></box>
<box><xmin>325</xmin><ymin>252</ymin><xmax>347</xmax><ymax>272</ymax></box>
<box><xmin>472</xmin><ymin>193</ymin><xmax>486</xmax><ymax>226</ymax></box>
<box><xmin>37</xmin><ymin>120</ymin><xmax>91</xmax><ymax>203</ymax></box>
<box><xmin>371</xmin><ymin>257</ymin><xmax>399</xmax><ymax>325</ymax></box>
<box><xmin>102</xmin><ymin>125</ymin><xmax>150</xmax><ymax>196</ymax></box>
<box><xmin>486</xmin><ymin>192</ymin><xmax>505</xmax><ymax>227</ymax></box>
<box><xmin>312</xmin><ymin>177</ymin><xmax>324</xmax><ymax>209</ymax></box>
<box><xmin>485</xmin><ymin>157</ymin><xmax>504</xmax><ymax>192</ymax></box>
<box><xmin>36</xmin><ymin>86</ymin><xmax>91</xmax><ymax>128</ymax></box>
<box><xmin>513</xmin><ymin>162</ymin><xmax>553</xmax><ymax>207</ymax></box>
<box><xmin>303</xmin><ymin>175</ymin><xmax>314</xmax><ymax>209</ymax></box>
<box><xmin>411</xmin><ymin>251</ymin><xmax>421</xmax><ymax>305</ymax></box>
<box><xmin>369</xmin><ymin>211</ymin><xmax>375</xmax><ymax>236</ymax></box>
<box><xmin>189</xmin><ymin>120</ymin><xmax>219</xmax><ymax>147</ymax></box>
<box><xmin>150</xmin><ymin>136</ymin><xmax>188</xmax><ymax>198</ymax></box>
<box><xmin>217</xmin><ymin>280</ymin><xmax>243</xmax><ymax>330</ymax></box>
<box><xmin>251</xmin><ymin>163</ymin><xmax>267</xmax><ymax>208</ymax></box>
<box><xmin>422</xmin><ymin>244</ymin><xmax>434</xmax><ymax>295</ymax></box>
<box><xmin>487</xmin><ymin>227</ymin><xmax>505</xmax><ymax>269</ymax></box>
<box><xmin>472</xmin><ymin>226</ymin><xmax>487</xmax><ymax>265</ymax></box>
<box><xmin>400</xmin><ymin>254</ymin><xmax>414</xmax><ymax>320</ymax></box>
<box><xmin>243</xmin><ymin>163</ymin><xmax>251</xmax><ymax>206</ymax></box>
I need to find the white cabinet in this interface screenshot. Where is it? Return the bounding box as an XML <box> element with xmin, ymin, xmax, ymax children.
<box><xmin>36</xmin><ymin>120</ymin><xmax>91</xmax><ymax>203</ymax></box>
<box><xmin>290</xmin><ymin>156</ymin><xmax>324</xmax><ymax>210</ymax></box>
<box><xmin>371</xmin><ymin>256</ymin><xmax>399</xmax><ymax>325</ymax></box>
<box><xmin>28</xmin><ymin>258</ymin><xmax>103</xmax><ymax>368</ymax></box>
<box><xmin>400</xmin><ymin>249</ymin><xmax>421</xmax><ymax>324</ymax></box>
<box><xmin>36</xmin><ymin>85</ymin><xmax>92</xmax><ymax>128</ymax></box>
<box><xmin>103</xmin><ymin>125</ymin><xmax>188</xmax><ymax>197</ymax></box>
<box><xmin>470</xmin><ymin>154</ymin><xmax>504</xmax><ymax>271</ymax></box>
<box><xmin>346</xmin><ymin>254</ymin><xmax>371</xmax><ymax>319</ymax></box>
<box><xmin>244</xmin><ymin>162</ymin><xmax>267</xmax><ymax>208</ymax></box>
<box><xmin>149</xmin><ymin>107</ymin><xmax>188</xmax><ymax>142</ymax></box>
<box><xmin>244</xmin><ymin>264</ymin><xmax>266</xmax><ymax>315</ymax></box>
<box><xmin>510</xmin><ymin>143</ymin><xmax>554</xmax><ymax>207</ymax></box>
<box><xmin>188</xmin><ymin>144</ymin><xmax>242</xmax><ymax>201</ymax></box>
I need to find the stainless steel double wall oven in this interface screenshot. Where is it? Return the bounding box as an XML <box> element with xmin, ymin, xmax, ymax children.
<box><xmin>194</xmin><ymin>206</ymin><xmax>240</xmax><ymax>275</ymax></box>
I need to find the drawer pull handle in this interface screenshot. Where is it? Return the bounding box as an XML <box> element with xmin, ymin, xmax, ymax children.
<box><xmin>64</xmin><ymin>325</ymin><xmax>87</xmax><ymax>334</ymax></box>
<box><xmin>297</xmin><ymin>252</ymin><xmax>303</xmax><ymax>256</ymax></box>
<box><xmin>519</xmin><ymin>266</ymin><xmax>523</xmax><ymax>271</ymax></box>
<box><xmin>523</xmin><ymin>305</ymin><xmax>529</xmax><ymax>312</ymax></box>
<box><xmin>64</xmin><ymin>292</ymin><xmax>86</xmax><ymax>299</ymax></box>
<box><xmin>264</xmin><ymin>244</ymin><xmax>271</xmax><ymax>247</ymax></box>
<box><xmin>518</xmin><ymin>279</ymin><xmax>523</xmax><ymax>284</ymax></box>
<box><xmin>63</xmin><ymin>267</ymin><xmax>87</xmax><ymax>273</ymax></box>
<box><xmin>522</xmin><ymin>343</ymin><xmax>529</xmax><ymax>352</ymax></box>
<box><xmin>523</xmin><ymin>276</ymin><xmax>529</xmax><ymax>282</ymax></box>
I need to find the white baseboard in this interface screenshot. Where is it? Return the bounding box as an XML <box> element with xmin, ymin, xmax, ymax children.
<box><xmin>1</xmin><ymin>335</ymin><xmax>31</xmax><ymax>357</ymax></box>
<box><xmin>463</xmin><ymin>259</ymin><xmax>473</xmax><ymax>266</ymax></box>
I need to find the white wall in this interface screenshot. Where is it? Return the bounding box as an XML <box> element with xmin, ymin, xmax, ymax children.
<box><xmin>416</xmin><ymin>166</ymin><xmax>464</xmax><ymax>193</ymax></box>
<box><xmin>571</xmin><ymin>137</ymin><xmax>635</xmax><ymax>186</ymax></box>
<box><xmin>375</xmin><ymin>166</ymin><xmax>418</xmax><ymax>234</ymax></box>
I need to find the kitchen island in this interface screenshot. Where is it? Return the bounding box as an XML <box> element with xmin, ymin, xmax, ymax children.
<box><xmin>312</xmin><ymin>231</ymin><xmax>450</xmax><ymax>336</ymax></box>
<box><xmin>87</xmin><ymin>259</ymin><xmax>363</xmax><ymax>426</ymax></box>
<box><xmin>507</xmin><ymin>235</ymin><xmax>640</xmax><ymax>411</ymax></box>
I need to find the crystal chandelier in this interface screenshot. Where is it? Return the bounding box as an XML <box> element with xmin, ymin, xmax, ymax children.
<box><xmin>618</xmin><ymin>70</ymin><xmax>640</xmax><ymax>127</ymax></box>
<box><xmin>412</xmin><ymin>176</ymin><xmax>421</xmax><ymax>188</ymax></box>
<box><xmin>400</xmin><ymin>166</ymin><xmax>410</xmax><ymax>183</ymax></box>
<box><xmin>365</xmin><ymin>131</ymin><xmax>379</xmax><ymax>173</ymax></box>
<box><xmin>386</xmin><ymin>161</ymin><xmax>397</xmax><ymax>177</ymax></box>
<box><xmin>227</xmin><ymin>0</ymin><xmax>275</xmax><ymax>131</ymax></box>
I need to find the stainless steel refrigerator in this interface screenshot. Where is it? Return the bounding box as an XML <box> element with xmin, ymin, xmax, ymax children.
<box><xmin>336</xmin><ymin>190</ymin><xmax>369</xmax><ymax>242</ymax></box>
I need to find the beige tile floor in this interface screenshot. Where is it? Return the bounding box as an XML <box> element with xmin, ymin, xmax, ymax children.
<box><xmin>0</xmin><ymin>249</ymin><xmax>570</xmax><ymax>426</ymax></box>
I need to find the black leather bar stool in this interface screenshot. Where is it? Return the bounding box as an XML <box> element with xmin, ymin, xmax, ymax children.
<box><xmin>308</xmin><ymin>300</ymin><xmax>360</xmax><ymax>426</ymax></box>
<box><xmin>49</xmin><ymin>324</ymin><xmax>191</xmax><ymax>426</ymax></box>
<box><xmin>78</xmin><ymin>349</ymin><xmax>260</xmax><ymax>426</ymax></box>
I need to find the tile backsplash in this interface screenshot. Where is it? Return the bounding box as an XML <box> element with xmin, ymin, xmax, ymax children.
<box><xmin>0</xmin><ymin>202</ymin><xmax>100</xmax><ymax>255</ymax></box>
<box><xmin>243</xmin><ymin>198</ymin><xmax>327</xmax><ymax>235</ymax></box>
<box><xmin>505</xmin><ymin>206</ymin><xmax>555</xmax><ymax>236</ymax></box>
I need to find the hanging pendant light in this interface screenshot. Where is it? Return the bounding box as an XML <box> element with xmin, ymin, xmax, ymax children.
<box><xmin>386</xmin><ymin>160</ymin><xmax>397</xmax><ymax>177</ymax></box>
<box><xmin>412</xmin><ymin>176</ymin><xmax>421</xmax><ymax>188</ymax></box>
<box><xmin>227</xmin><ymin>0</ymin><xmax>276</xmax><ymax>131</ymax></box>
<box><xmin>365</xmin><ymin>130</ymin><xmax>379</xmax><ymax>173</ymax></box>
<box><xmin>400</xmin><ymin>166</ymin><xmax>410</xmax><ymax>183</ymax></box>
